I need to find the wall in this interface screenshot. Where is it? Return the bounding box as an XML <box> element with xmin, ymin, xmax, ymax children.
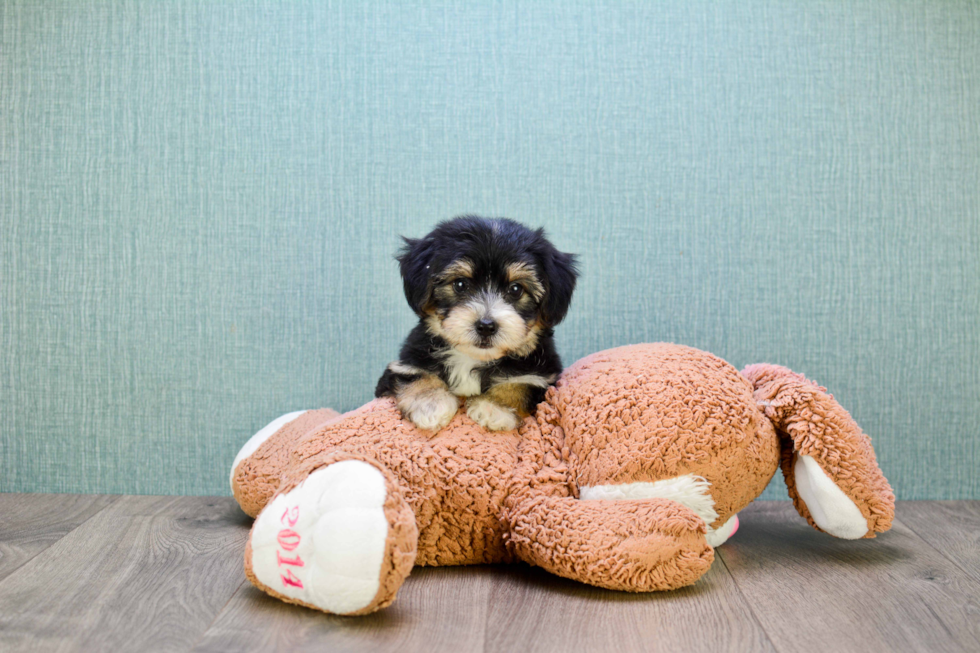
<box><xmin>2</xmin><ymin>1</ymin><xmax>978</xmax><ymax>497</ymax></box>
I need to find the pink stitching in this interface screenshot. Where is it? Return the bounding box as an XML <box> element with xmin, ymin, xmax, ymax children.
<box><xmin>275</xmin><ymin>504</ymin><xmax>305</xmax><ymax>588</ymax></box>
<box><xmin>280</xmin><ymin>506</ymin><xmax>299</xmax><ymax>527</ymax></box>
<box><xmin>277</xmin><ymin>529</ymin><xmax>301</xmax><ymax>551</ymax></box>
<box><xmin>280</xmin><ymin>569</ymin><xmax>304</xmax><ymax>589</ymax></box>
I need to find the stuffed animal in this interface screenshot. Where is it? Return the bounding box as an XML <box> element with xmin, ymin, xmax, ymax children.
<box><xmin>229</xmin><ymin>343</ymin><xmax>894</xmax><ymax>616</ymax></box>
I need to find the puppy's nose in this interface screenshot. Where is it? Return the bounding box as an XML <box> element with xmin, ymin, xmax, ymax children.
<box><xmin>475</xmin><ymin>318</ymin><xmax>498</xmax><ymax>337</ymax></box>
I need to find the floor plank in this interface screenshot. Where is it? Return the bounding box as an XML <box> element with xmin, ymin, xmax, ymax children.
<box><xmin>2</xmin><ymin>496</ymin><xmax>979</xmax><ymax>652</ymax></box>
<box><xmin>0</xmin><ymin>496</ymin><xmax>251</xmax><ymax>653</ymax></box>
<box><xmin>484</xmin><ymin>560</ymin><xmax>775</xmax><ymax>653</ymax></box>
<box><xmin>717</xmin><ymin>502</ymin><xmax>980</xmax><ymax>653</ymax></box>
<box><xmin>194</xmin><ymin>552</ymin><xmax>774</xmax><ymax>653</ymax></box>
<box><xmin>0</xmin><ymin>494</ymin><xmax>119</xmax><ymax>582</ymax></box>
<box><xmin>898</xmin><ymin>501</ymin><xmax>980</xmax><ymax>586</ymax></box>
<box><xmin>190</xmin><ymin>565</ymin><xmax>493</xmax><ymax>653</ymax></box>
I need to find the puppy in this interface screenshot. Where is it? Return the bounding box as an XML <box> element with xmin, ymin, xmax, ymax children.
<box><xmin>375</xmin><ymin>216</ymin><xmax>578</xmax><ymax>432</ymax></box>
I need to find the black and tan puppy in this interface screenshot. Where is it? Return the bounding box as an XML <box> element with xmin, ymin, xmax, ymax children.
<box><xmin>375</xmin><ymin>216</ymin><xmax>578</xmax><ymax>432</ymax></box>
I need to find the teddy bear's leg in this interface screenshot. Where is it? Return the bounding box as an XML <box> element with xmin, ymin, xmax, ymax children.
<box><xmin>231</xmin><ymin>409</ymin><xmax>343</xmax><ymax>517</ymax></box>
<box><xmin>245</xmin><ymin>453</ymin><xmax>418</xmax><ymax>616</ymax></box>
<box><xmin>742</xmin><ymin>363</ymin><xmax>895</xmax><ymax>539</ymax></box>
<box><xmin>505</xmin><ymin>494</ymin><xmax>715</xmax><ymax>591</ymax></box>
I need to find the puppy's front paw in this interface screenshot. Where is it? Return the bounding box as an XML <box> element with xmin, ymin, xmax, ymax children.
<box><xmin>466</xmin><ymin>397</ymin><xmax>520</xmax><ymax>431</ymax></box>
<box><xmin>399</xmin><ymin>389</ymin><xmax>459</xmax><ymax>432</ymax></box>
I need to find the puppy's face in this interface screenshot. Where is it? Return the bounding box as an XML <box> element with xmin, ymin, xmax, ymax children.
<box><xmin>398</xmin><ymin>216</ymin><xmax>578</xmax><ymax>361</ymax></box>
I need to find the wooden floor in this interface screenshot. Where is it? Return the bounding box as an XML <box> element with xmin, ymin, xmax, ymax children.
<box><xmin>0</xmin><ymin>497</ymin><xmax>977</xmax><ymax>653</ymax></box>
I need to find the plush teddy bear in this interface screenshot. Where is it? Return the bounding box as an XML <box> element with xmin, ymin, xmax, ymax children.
<box><xmin>229</xmin><ymin>343</ymin><xmax>894</xmax><ymax>616</ymax></box>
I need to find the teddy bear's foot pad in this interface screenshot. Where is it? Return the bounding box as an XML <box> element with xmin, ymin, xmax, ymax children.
<box><xmin>248</xmin><ymin>461</ymin><xmax>390</xmax><ymax>614</ymax></box>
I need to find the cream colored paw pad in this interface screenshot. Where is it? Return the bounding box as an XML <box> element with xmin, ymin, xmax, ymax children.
<box><xmin>250</xmin><ymin>460</ymin><xmax>389</xmax><ymax>614</ymax></box>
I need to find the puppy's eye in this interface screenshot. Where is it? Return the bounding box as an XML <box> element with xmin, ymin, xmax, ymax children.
<box><xmin>453</xmin><ymin>279</ymin><xmax>469</xmax><ymax>293</ymax></box>
<box><xmin>507</xmin><ymin>283</ymin><xmax>524</xmax><ymax>299</ymax></box>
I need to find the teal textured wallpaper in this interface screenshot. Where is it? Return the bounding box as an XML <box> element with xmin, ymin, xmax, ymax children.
<box><xmin>1</xmin><ymin>1</ymin><xmax>978</xmax><ymax>499</ymax></box>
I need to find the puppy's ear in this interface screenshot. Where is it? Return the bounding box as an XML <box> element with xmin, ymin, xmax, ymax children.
<box><xmin>397</xmin><ymin>236</ymin><xmax>435</xmax><ymax>316</ymax></box>
<box><xmin>538</xmin><ymin>236</ymin><xmax>579</xmax><ymax>327</ymax></box>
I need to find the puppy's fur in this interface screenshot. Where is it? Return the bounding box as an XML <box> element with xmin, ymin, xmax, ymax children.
<box><xmin>375</xmin><ymin>216</ymin><xmax>578</xmax><ymax>432</ymax></box>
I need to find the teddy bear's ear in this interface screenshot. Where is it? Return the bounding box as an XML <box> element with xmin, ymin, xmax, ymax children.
<box><xmin>536</xmin><ymin>233</ymin><xmax>579</xmax><ymax>327</ymax></box>
<box><xmin>742</xmin><ymin>364</ymin><xmax>895</xmax><ymax>539</ymax></box>
<box><xmin>396</xmin><ymin>236</ymin><xmax>436</xmax><ymax>316</ymax></box>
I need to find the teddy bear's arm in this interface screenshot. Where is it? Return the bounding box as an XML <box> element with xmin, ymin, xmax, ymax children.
<box><xmin>505</xmin><ymin>494</ymin><xmax>714</xmax><ymax>592</ymax></box>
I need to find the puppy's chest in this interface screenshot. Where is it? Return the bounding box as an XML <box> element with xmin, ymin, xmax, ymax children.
<box><xmin>440</xmin><ymin>350</ymin><xmax>488</xmax><ymax>396</ymax></box>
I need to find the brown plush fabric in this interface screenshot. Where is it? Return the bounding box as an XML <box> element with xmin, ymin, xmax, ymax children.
<box><xmin>551</xmin><ymin>344</ymin><xmax>780</xmax><ymax>529</ymax></box>
<box><xmin>255</xmin><ymin>398</ymin><xmax>524</xmax><ymax>566</ymax></box>
<box><xmin>741</xmin><ymin>363</ymin><xmax>895</xmax><ymax>537</ymax></box>
<box><xmin>506</xmin><ymin>495</ymin><xmax>714</xmax><ymax>591</ymax></box>
<box><xmin>232</xmin><ymin>408</ymin><xmax>341</xmax><ymax>517</ymax></box>
<box><xmin>232</xmin><ymin>343</ymin><xmax>895</xmax><ymax>614</ymax></box>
